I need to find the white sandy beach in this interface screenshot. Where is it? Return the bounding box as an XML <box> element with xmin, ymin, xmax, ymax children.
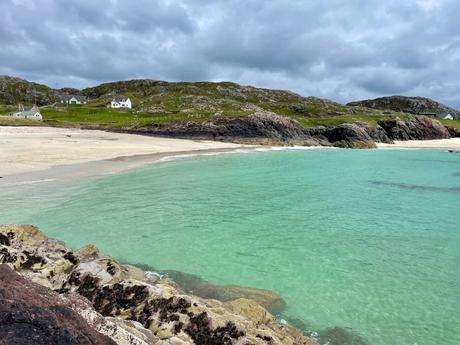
<box><xmin>2</xmin><ymin>126</ymin><xmax>460</xmax><ymax>179</ymax></box>
<box><xmin>377</xmin><ymin>138</ymin><xmax>460</xmax><ymax>150</ymax></box>
<box><xmin>0</xmin><ymin>126</ymin><xmax>249</xmax><ymax>177</ymax></box>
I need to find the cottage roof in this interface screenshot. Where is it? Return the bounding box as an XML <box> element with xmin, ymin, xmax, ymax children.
<box><xmin>60</xmin><ymin>94</ymin><xmax>87</xmax><ymax>102</ymax></box>
<box><xmin>112</xmin><ymin>96</ymin><xmax>129</xmax><ymax>102</ymax></box>
<box><xmin>22</xmin><ymin>110</ymin><xmax>41</xmax><ymax>116</ymax></box>
<box><xmin>13</xmin><ymin>109</ymin><xmax>41</xmax><ymax>116</ymax></box>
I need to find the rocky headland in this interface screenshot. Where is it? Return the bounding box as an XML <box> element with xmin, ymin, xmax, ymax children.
<box><xmin>122</xmin><ymin>112</ymin><xmax>459</xmax><ymax>149</ymax></box>
<box><xmin>0</xmin><ymin>224</ymin><xmax>319</xmax><ymax>345</ymax></box>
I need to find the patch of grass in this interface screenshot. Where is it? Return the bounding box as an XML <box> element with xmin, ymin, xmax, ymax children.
<box><xmin>439</xmin><ymin>118</ymin><xmax>460</xmax><ymax>130</ymax></box>
<box><xmin>0</xmin><ymin>116</ymin><xmax>44</xmax><ymax>126</ymax></box>
<box><xmin>40</xmin><ymin>105</ymin><xmax>200</xmax><ymax>128</ymax></box>
<box><xmin>295</xmin><ymin>114</ymin><xmax>410</xmax><ymax>128</ymax></box>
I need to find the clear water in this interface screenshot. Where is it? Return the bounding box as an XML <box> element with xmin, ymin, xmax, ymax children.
<box><xmin>1</xmin><ymin>149</ymin><xmax>459</xmax><ymax>345</ymax></box>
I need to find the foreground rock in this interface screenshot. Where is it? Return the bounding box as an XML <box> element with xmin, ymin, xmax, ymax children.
<box><xmin>0</xmin><ymin>224</ymin><xmax>317</xmax><ymax>345</ymax></box>
<box><xmin>0</xmin><ymin>264</ymin><xmax>116</xmax><ymax>345</ymax></box>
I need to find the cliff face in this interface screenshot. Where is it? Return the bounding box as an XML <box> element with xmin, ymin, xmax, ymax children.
<box><xmin>347</xmin><ymin>96</ymin><xmax>460</xmax><ymax>119</ymax></box>
<box><xmin>0</xmin><ymin>224</ymin><xmax>318</xmax><ymax>345</ymax></box>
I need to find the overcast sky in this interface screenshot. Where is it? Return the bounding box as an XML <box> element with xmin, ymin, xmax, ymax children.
<box><xmin>1</xmin><ymin>0</ymin><xmax>459</xmax><ymax>107</ymax></box>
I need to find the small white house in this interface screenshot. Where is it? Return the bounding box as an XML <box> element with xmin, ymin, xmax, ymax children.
<box><xmin>60</xmin><ymin>94</ymin><xmax>88</xmax><ymax>105</ymax></box>
<box><xmin>442</xmin><ymin>114</ymin><xmax>454</xmax><ymax>120</ymax></box>
<box><xmin>109</xmin><ymin>97</ymin><xmax>132</xmax><ymax>109</ymax></box>
<box><xmin>11</xmin><ymin>105</ymin><xmax>42</xmax><ymax>120</ymax></box>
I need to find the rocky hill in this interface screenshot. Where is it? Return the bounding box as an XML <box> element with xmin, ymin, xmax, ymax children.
<box><xmin>81</xmin><ymin>79</ymin><xmax>366</xmax><ymax>119</ymax></box>
<box><xmin>347</xmin><ymin>96</ymin><xmax>460</xmax><ymax>119</ymax></box>
<box><xmin>0</xmin><ymin>75</ymin><xmax>389</xmax><ymax>119</ymax></box>
<box><xmin>0</xmin><ymin>75</ymin><xmax>60</xmax><ymax>106</ymax></box>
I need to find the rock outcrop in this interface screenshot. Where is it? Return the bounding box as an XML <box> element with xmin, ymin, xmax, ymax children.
<box><xmin>0</xmin><ymin>224</ymin><xmax>318</xmax><ymax>345</ymax></box>
<box><xmin>129</xmin><ymin>112</ymin><xmax>454</xmax><ymax>148</ymax></box>
<box><xmin>123</xmin><ymin>112</ymin><xmax>386</xmax><ymax>148</ymax></box>
<box><xmin>135</xmin><ymin>111</ymin><xmax>316</xmax><ymax>146</ymax></box>
<box><xmin>305</xmin><ymin>122</ymin><xmax>392</xmax><ymax>148</ymax></box>
<box><xmin>0</xmin><ymin>264</ymin><xmax>116</xmax><ymax>345</ymax></box>
<box><xmin>347</xmin><ymin>96</ymin><xmax>460</xmax><ymax>119</ymax></box>
<box><xmin>378</xmin><ymin>115</ymin><xmax>451</xmax><ymax>140</ymax></box>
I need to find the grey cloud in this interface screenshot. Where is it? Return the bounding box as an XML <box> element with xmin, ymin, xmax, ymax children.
<box><xmin>0</xmin><ymin>0</ymin><xmax>459</xmax><ymax>108</ymax></box>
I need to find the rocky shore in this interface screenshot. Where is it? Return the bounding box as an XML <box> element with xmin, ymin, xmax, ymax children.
<box><xmin>122</xmin><ymin>112</ymin><xmax>459</xmax><ymax>149</ymax></box>
<box><xmin>0</xmin><ymin>224</ymin><xmax>318</xmax><ymax>345</ymax></box>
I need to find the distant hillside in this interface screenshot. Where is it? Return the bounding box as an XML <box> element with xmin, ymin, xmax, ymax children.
<box><xmin>347</xmin><ymin>96</ymin><xmax>460</xmax><ymax>119</ymax></box>
<box><xmin>0</xmin><ymin>75</ymin><xmax>391</xmax><ymax>119</ymax></box>
<box><xmin>81</xmin><ymin>79</ymin><xmax>363</xmax><ymax>118</ymax></box>
<box><xmin>0</xmin><ymin>76</ymin><xmax>60</xmax><ymax>106</ymax></box>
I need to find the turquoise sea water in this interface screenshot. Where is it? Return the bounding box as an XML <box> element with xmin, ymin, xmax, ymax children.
<box><xmin>1</xmin><ymin>149</ymin><xmax>459</xmax><ymax>345</ymax></box>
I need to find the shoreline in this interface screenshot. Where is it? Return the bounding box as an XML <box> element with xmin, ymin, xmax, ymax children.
<box><xmin>2</xmin><ymin>126</ymin><xmax>460</xmax><ymax>186</ymax></box>
<box><xmin>0</xmin><ymin>126</ymin><xmax>257</xmax><ymax>182</ymax></box>
<box><xmin>377</xmin><ymin>138</ymin><xmax>460</xmax><ymax>150</ymax></box>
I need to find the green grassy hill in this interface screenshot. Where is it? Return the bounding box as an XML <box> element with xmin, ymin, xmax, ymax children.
<box><xmin>1</xmin><ymin>76</ymin><xmax>460</xmax><ymax>130</ymax></box>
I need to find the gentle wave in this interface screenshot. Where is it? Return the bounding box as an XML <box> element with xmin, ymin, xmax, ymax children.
<box><xmin>0</xmin><ymin>178</ymin><xmax>56</xmax><ymax>186</ymax></box>
<box><xmin>158</xmin><ymin>145</ymin><xmax>331</xmax><ymax>162</ymax></box>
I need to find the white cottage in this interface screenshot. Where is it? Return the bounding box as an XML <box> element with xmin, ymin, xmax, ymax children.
<box><xmin>60</xmin><ymin>94</ymin><xmax>88</xmax><ymax>105</ymax></box>
<box><xmin>109</xmin><ymin>97</ymin><xmax>132</xmax><ymax>109</ymax></box>
<box><xmin>11</xmin><ymin>105</ymin><xmax>42</xmax><ymax>120</ymax></box>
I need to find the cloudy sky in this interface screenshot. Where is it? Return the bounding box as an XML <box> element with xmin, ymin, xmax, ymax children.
<box><xmin>1</xmin><ymin>0</ymin><xmax>459</xmax><ymax>107</ymax></box>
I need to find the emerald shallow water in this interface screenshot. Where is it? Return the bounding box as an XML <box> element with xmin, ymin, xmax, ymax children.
<box><xmin>1</xmin><ymin>149</ymin><xmax>459</xmax><ymax>345</ymax></box>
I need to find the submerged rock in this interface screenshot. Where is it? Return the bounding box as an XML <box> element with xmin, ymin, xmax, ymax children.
<box><xmin>0</xmin><ymin>224</ymin><xmax>318</xmax><ymax>345</ymax></box>
<box><xmin>151</xmin><ymin>268</ymin><xmax>286</xmax><ymax>315</ymax></box>
<box><xmin>318</xmin><ymin>327</ymin><xmax>368</xmax><ymax>345</ymax></box>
